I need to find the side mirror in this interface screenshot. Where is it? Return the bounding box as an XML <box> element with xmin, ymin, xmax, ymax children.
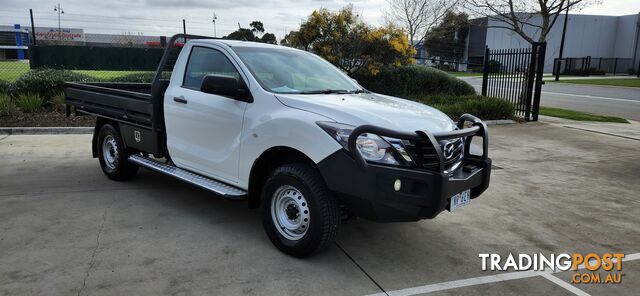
<box><xmin>200</xmin><ymin>75</ymin><xmax>253</xmax><ymax>103</ymax></box>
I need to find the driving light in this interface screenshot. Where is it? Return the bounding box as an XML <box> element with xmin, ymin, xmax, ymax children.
<box><xmin>394</xmin><ymin>179</ymin><xmax>402</xmax><ymax>191</ymax></box>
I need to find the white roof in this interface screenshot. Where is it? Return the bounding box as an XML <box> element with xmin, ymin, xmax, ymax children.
<box><xmin>191</xmin><ymin>39</ymin><xmax>288</xmax><ymax>49</ymax></box>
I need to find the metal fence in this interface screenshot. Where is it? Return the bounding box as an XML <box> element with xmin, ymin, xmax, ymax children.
<box><xmin>553</xmin><ymin>57</ymin><xmax>637</xmax><ymax>76</ymax></box>
<box><xmin>0</xmin><ymin>9</ymin><xmax>225</xmax><ymax>83</ymax></box>
<box><xmin>481</xmin><ymin>43</ymin><xmax>546</xmax><ymax>121</ymax></box>
<box><xmin>0</xmin><ymin>32</ymin><xmax>182</xmax><ymax>83</ymax></box>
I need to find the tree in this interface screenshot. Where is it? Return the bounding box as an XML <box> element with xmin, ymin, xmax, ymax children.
<box><xmin>261</xmin><ymin>33</ymin><xmax>277</xmax><ymax>44</ymax></box>
<box><xmin>280</xmin><ymin>5</ymin><xmax>415</xmax><ymax>75</ymax></box>
<box><xmin>465</xmin><ymin>0</ymin><xmax>598</xmax><ymax>43</ymax></box>
<box><xmin>386</xmin><ymin>0</ymin><xmax>460</xmax><ymax>47</ymax></box>
<box><xmin>224</xmin><ymin>28</ymin><xmax>256</xmax><ymax>41</ymax></box>
<box><xmin>423</xmin><ymin>11</ymin><xmax>469</xmax><ymax>61</ymax></box>
<box><xmin>250</xmin><ymin>21</ymin><xmax>265</xmax><ymax>34</ymax></box>
<box><xmin>223</xmin><ymin>21</ymin><xmax>276</xmax><ymax>43</ymax></box>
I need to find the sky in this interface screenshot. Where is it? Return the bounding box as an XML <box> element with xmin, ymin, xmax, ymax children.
<box><xmin>1</xmin><ymin>0</ymin><xmax>639</xmax><ymax>39</ymax></box>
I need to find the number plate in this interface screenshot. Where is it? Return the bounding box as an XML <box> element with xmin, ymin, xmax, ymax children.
<box><xmin>450</xmin><ymin>189</ymin><xmax>471</xmax><ymax>211</ymax></box>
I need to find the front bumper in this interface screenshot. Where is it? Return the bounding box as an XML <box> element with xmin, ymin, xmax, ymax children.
<box><xmin>317</xmin><ymin>114</ymin><xmax>491</xmax><ymax>222</ymax></box>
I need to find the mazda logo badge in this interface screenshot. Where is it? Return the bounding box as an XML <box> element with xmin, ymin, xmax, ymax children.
<box><xmin>442</xmin><ymin>142</ymin><xmax>455</xmax><ymax>160</ymax></box>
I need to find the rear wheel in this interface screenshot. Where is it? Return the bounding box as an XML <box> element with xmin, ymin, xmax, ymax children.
<box><xmin>261</xmin><ymin>163</ymin><xmax>339</xmax><ymax>257</ymax></box>
<box><xmin>97</xmin><ymin>124</ymin><xmax>138</xmax><ymax>181</ymax></box>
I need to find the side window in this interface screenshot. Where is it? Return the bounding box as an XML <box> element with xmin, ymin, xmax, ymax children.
<box><xmin>183</xmin><ymin>46</ymin><xmax>241</xmax><ymax>90</ymax></box>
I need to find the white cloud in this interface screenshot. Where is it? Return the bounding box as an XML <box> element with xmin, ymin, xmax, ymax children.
<box><xmin>1</xmin><ymin>0</ymin><xmax>637</xmax><ymax>39</ymax></box>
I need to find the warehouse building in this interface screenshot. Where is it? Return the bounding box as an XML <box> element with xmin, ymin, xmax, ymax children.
<box><xmin>0</xmin><ymin>24</ymin><xmax>165</xmax><ymax>60</ymax></box>
<box><xmin>466</xmin><ymin>13</ymin><xmax>640</xmax><ymax>74</ymax></box>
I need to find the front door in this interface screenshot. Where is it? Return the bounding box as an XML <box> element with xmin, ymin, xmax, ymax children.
<box><xmin>164</xmin><ymin>45</ymin><xmax>248</xmax><ymax>184</ymax></box>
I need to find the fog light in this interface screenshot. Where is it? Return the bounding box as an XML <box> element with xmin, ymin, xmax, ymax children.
<box><xmin>394</xmin><ymin>179</ymin><xmax>402</xmax><ymax>191</ymax></box>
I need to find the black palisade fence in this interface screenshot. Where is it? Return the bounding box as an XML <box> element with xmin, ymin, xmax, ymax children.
<box><xmin>482</xmin><ymin>42</ymin><xmax>546</xmax><ymax>121</ymax></box>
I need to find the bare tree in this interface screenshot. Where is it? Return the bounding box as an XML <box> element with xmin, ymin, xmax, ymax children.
<box><xmin>465</xmin><ymin>0</ymin><xmax>599</xmax><ymax>43</ymax></box>
<box><xmin>386</xmin><ymin>0</ymin><xmax>460</xmax><ymax>47</ymax></box>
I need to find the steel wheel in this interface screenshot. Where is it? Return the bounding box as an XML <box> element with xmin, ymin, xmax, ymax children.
<box><xmin>270</xmin><ymin>185</ymin><xmax>311</xmax><ymax>241</ymax></box>
<box><xmin>102</xmin><ymin>134</ymin><xmax>119</xmax><ymax>171</ymax></box>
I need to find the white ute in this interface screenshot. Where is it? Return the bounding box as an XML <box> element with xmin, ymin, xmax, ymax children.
<box><xmin>65</xmin><ymin>34</ymin><xmax>492</xmax><ymax>257</ymax></box>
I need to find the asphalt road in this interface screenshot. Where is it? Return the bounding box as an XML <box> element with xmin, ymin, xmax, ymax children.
<box><xmin>460</xmin><ymin>77</ymin><xmax>640</xmax><ymax>121</ymax></box>
<box><xmin>1</xmin><ymin>122</ymin><xmax>639</xmax><ymax>295</ymax></box>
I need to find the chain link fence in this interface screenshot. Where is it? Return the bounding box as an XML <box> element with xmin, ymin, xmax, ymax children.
<box><xmin>0</xmin><ymin>9</ymin><xmax>245</xmax><ymax>84</ymax></box>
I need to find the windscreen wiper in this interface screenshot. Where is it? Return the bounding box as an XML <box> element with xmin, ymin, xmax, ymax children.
<box><xmin>299</xmin><ymin>89</ymin><xmax>365</xmax><ymax>94</ymax></box>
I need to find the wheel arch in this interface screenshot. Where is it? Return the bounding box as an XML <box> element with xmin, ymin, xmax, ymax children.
<box><xmin>92</xmin><ymin>118</ymin><xmax>120</xmax><ymax>157</ymax></box>
<box><xmin>247</xmin><ymin>146</ymin><xmax>318</xmax><ymax>209</ymax></box>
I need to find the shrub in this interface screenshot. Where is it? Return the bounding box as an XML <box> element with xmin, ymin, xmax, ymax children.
<box><xmin>16</xmin><ymin>93</ymin><xmax>45</xmax><ymax>113</ymax></box>
<box><xmin>562</xmin><ymin>67</ymin><xmax>605</xmax><ymax>76</ymax></box>
<box><xmin>12</xmin><ymin>69</ymin><xmax>98</xmax><ymax>101</ymax></box>
<box><xmin>486</xmin><ymin>60</ymin><xmax>501</xmax><ymax>73</ymax></box>
<box><xmin>109</xmin><ymin>72</ymin><xmax>156</xmax><ymax>83</ymax></box>
<box><xmin>416</xmin><ymin>95</ymin><xmax>514</xmax><ymax>120</ymax></box>
<box><xmin>0</xmin><ymin>93</ymin><xmax>15</xmax><ymax>116</ymax></box>
<box><xmin>50</xmin><ymin>92</ymin><xmax>66</xmax><ymax>111</ymax></box>
<box><xmin>0</xmin><ymin>80</ymin><xmax>13</xmax><ymax>94</ymax></box>
<box><xmin>108</xmin><ymin>71</ymin><xmax>171</xmax><ymax>83</ymax></box>
<box><xmin>352</xmin><ymin>65</ymin><xmax>475</xmax><ymax>98</ymax></box>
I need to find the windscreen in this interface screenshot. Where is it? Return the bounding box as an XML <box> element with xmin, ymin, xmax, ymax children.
<box><xmin>232</xmin><ymin>47</ymin><xmax>361</xmax><ymax>94</ymax></box>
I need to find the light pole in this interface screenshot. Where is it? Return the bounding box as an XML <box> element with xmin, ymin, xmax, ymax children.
<box><xmin>53</xmin><ymin>3</ymin><xmax>64</xmax><ymax>41</ymax></box>
<box><xmin>555</xmin><ymin>4</ymin><xmax>569</xmax><ymax>81</ymax></box>
<box><xmin>212</xmin><ymin>12</ymin><xmax>217</xmax><ymax>37</ymax></box>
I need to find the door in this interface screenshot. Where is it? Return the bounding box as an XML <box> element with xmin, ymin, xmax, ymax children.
<box><xmin>164</xmin><ymin>45</ymin><xmax>248</xmax><ymax>184</ymax></box>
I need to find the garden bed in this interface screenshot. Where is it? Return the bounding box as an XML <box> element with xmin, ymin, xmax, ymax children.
<box><xmin>0</xmin><ymin>110</ymin><xmax>94</xmax><ymax>127</ymax></box>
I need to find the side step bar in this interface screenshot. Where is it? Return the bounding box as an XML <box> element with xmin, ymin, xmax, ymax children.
<box><xmin>128</xmin><ymin>155</ymin><xmax>247</xmax><ymax>199</ymax></box>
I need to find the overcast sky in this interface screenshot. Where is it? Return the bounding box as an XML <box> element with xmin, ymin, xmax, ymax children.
<box><xmin>2</xmin><ymin>0</ymin><xmax>639</xmax><ymax>39</ymax></box>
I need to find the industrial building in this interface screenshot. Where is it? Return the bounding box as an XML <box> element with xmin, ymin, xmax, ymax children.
<box><xmin>0</xmin><ymin>24</ymin><xmax>164</xmax><ymax>60</ymax></box>
<box><xmin>466</xmin><ymin>13</ymin><xmax>640</xmax><ymax>73</ymax></box>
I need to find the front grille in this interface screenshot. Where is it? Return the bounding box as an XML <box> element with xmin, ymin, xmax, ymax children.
<box><xmin>402</xmin><ymin>137</ymin><xmax>464</xmax><ymax>173</ymax></box>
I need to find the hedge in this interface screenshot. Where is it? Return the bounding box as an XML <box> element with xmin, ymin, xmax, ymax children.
<box><xmin>416</xmin><ymin>95</ymin><xmax>514</xmax><ymax>120</ymax></box>
<box><xmin>4</xmin><ymin>67</ymin><xmax>514</xmax><ymax>120</ymax></box>
<box><xmin>12</xmin><ymin>69</ymin><xmax>97</xmax><ymax>100</ymax></box>
<box><xmin>352</xmin><ymin>65</ymin><xmax>476</xmax><ymax>98</ymax></box>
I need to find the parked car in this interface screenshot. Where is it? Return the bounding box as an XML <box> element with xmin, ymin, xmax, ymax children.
<box><xmin>65</xmin><ymin>34</ymin><xmax>492</xmax><ymax>257</ymax></box>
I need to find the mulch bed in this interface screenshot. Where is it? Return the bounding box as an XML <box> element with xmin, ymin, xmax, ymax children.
<box><xmin>0</xmin><ymin>110</ymin><xmax>95</xmax><ymax>127</ymax></box>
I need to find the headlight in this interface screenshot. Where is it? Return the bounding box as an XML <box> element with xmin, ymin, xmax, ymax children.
<box><xmin>317</xmin><ymin>122</ymin><xmax>408</xmax><ymax>166</ymax></box>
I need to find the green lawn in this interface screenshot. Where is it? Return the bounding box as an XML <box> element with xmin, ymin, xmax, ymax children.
<box><xmin>0</xmin><ymin>61</ymin><xmax>30</xmax><ymax>81</ymax></box>
<box><xmin>73</xmin><ymin>70</ymin><xmax>152</xmax><ymax>80</ymax></box>
<box><xmin>0</xmin><ymin>60</ymin><xmax>147</xmax><ymax>81</ymax></box>
<box><xmin>539</xmin><ymin>106</ymin><xmax>629</xmax><ymax>123</ymax></box>
<box><xmin>448</xmin><ymin>72</ymin><xmax>483</xmax><ymax>77</ymax></box>
<box><xmin>551</xmin><ymin>78</ymin><xmax>640</xmax><ymax>88</ymax></box>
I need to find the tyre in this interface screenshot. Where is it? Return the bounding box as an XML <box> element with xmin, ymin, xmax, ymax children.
<box><xmin>96</xmin><ymin>123</ymin><xmax>139</xmax><ymax>181</ymax></box>
<box><xmin>261</xmin><ymin>163</ymin><xmax>339</xmax><ymax>257</ymax></box>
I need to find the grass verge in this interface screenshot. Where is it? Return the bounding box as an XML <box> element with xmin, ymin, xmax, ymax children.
<box><xmin>551</xmin><ymin>78</ymin><xmax>640</xmax><ymax>88</ymax></box>
<box><xmin>539</xmin><ymin>106</ymin><xmax>629</xmax><ymax>123</ymax></box>
<box><xmin>448</xmin><ymin>72</ymin><xmax>483</xmax><ymax>77</ymax></box>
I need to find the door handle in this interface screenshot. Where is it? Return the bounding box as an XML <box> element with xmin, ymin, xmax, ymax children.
<box><xmin>173</xmin><ymin>96</ymin><xmax>188</xmax><ymax>104</ymax></box>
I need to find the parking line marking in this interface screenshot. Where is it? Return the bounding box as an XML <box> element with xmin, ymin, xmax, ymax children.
<box><xmin>540</xmin><ymin>273</ymin><xmax>591</xmax><ymax>296</ymax></box>
<box><xmin>365</xmin><ymin>270</ymin><xmax>543</xmax><ymax>296</ymax></box>
<box><xmin>365</xmin><ymin>252</ymin><xmax>640</xmax><ymax>296</ymax></box>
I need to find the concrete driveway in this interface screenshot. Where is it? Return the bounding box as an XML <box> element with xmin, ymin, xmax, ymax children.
<box><xmin>1</xmin><ymin>122</ymin><xmax>639</xmax><ymax>295</ymax></box>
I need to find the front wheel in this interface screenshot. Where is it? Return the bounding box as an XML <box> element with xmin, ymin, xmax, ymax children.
<box><xmin>96</xmin><ymin>124</ymin><xmax>138</xmax><ymax>181</ymax></box>
<box><xmin>261</xmin><ymin>163</ymin><xmax>339</xmax><ymax>257</ymax></box>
